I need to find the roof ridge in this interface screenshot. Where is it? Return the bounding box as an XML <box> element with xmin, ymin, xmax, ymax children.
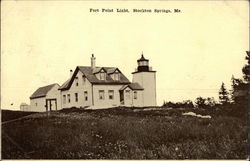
<box><xmin>30</xmin><ymin>83</ymin><xmax>58</xmax><ymax>99</ymax></box>
<box><xmin>38</xmin><ymin>83</ymin><xmax>58</xmax><ymax>89</ymax></box>
<box><xmin>59</xmin><ymin>66</ymin><xmax>131</xmax><ymax>91</ymax></box>
<box><xmin>78</xmin><ymin>66</ymin><xmax>117</xmax><ymax>68</ymax></box>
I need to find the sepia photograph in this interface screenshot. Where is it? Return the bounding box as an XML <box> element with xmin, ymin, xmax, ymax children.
<box><xmin>1</xmin><ymin>0</ymin><xmax>249</xmax><ymax>160</ymax></box>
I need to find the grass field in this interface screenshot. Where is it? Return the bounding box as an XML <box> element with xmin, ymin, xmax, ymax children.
<box><xmin>1</xmin><ymin>110</ymin><xmax>37</xmax><ymax>122</ymax></box>
<box><xmin>1</xmin><ymin>107</ymin><xmax>248</xmax><ymax>159</ymax></box>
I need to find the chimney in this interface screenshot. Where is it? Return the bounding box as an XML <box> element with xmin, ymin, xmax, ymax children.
<box><xmin>70</xmin><ymin>69</ymin><xmax>73</xmax><ymax>77</ymax></box>
<box><xmin>91</xmin><ymin>54</ymin><xmax>96</xmax><ymax>69</ymax></box>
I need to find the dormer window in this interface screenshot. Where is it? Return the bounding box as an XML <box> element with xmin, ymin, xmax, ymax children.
<box><xmin>114</xmin><ymin>73</ymin><xmax>120</xmax><ymax>81</ymax></box>
<box><xmin>98</xmin><ymin>69</ymin><xmax>106</xmax><ymax>80</ymax></box>
<box><xmin>109</xmin><ymin>69</ymin><xmax>120</xmax><ymax>81</ymax></box>
<box><xmin>94</xmin><ymin>68</ymin><xmax>107</xmax><ymax>80</ymax></box>
<box><xmin>100</xmin><ymin>72</ymin><xmax>106</xmax><ymax>80</ymax></box>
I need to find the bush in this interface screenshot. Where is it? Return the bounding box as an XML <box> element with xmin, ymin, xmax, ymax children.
<box><xmin>162</xmin><ymin>100</ymin><xmax>194</xmax><ymax>109</ymax></box>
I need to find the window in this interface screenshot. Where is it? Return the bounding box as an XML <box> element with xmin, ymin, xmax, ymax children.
<box><xmin>99</xmin><ymin>90</ymin><xmax>105</xmax><ymax>100</ymax></box>
<box><xmin>114</xmin><ymin>73</ymin><xmax>120</xmax><ymax>81</ymax></box>
<box><xmin>138</xmin><ymin>60</ymin><xmax>148</xmax><ymax>66</ymax></box>
<box><xmin>82</xmin><ymin>75</ymin><xmax>86</xmax><ymax>85</ymax></box>
<box><xmin>84</xmin><ymin>91</ymin><xmax>88</xmax><ymax>101</ymax></box>
<box><xmin>125</xmin><ymin>90</ymin><xmax>130</xmax><ymax>99</ymax></box>
<box><xmin>67</xmin><ymin>94</ymin><xmax>71</xmax><ymax>103</ymax></box>
<box><xmin>63</xmin><ymin>95</ymin><xmax>66</xmax><ymax>104</ymax></box>
<box><xmin>134</xmin><ymin>91</ymin><xmax>137</xmax><ymax>99</ymax></box>
<box><xmin>108</xmin><ymin>90</ymin><xmax>114</xmax><ymax>99</ymax></box>
<box><xmin>100</xmin><ymin>72</ymin><xmax>106</xmax><ymax>80</ymax></box>
<box><xmin>75</xmin><ymin>77</ymin><xmax>79</xmax><ymax>86</ymax></box>
<box><xmin>75</xmin><ymin>93</ymin><xmax>78</xmax><ymax>102</ymax></box>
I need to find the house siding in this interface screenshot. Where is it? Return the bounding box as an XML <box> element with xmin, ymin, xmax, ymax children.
<box><xmin>132</xmin><ymin>90</ymin><xmax>144</xmax><ymax>107</ymax></box>
<box><xmin>61</xmin><ymin>70</ymin><xmax>93</xmax><ymax>108</ymax></box>
<box><xmin>46</xmin><ymin>84</ymin><xmax>61</xmax><ymax>110</ymax></box>
<box><xmin>123</xmin><ymin>87</ymin><xmax>133</xmax><ymax>106</ymax></box>
<box><xmin>20</xmin><ymin>105</ymin><xmax>31</xmax><ymax>111</ymax></box>
<box><xmin>92</xmin><ymin>84</ymin><xmax>123</xmax><ymax>108</ymax></box>
<box><xmin>30</xmin><ymin>97</ymin><xmax>46</xmax><ymax>112</ymax></box>
<box><xmin>122</xmin><ymin>87</ymin><xmax>144</xmax><ymax>107</ymax></box>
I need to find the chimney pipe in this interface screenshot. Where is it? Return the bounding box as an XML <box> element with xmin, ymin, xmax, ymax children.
<box><xmin>91</xmin><ymin>54</ymin><xmax>96</xmax><ymax>69</ymax></box>
<box><xmin>70</xmin><ymin>69</ymin><xmax>73</xmax><ymax>77</ymax></box>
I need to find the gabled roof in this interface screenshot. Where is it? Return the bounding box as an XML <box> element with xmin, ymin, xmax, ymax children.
<box><xmin>20</xmin><ymin>103</ymin><xmax>29</xmax><ymax>106</ymax></box>
<box><xmin>128</xmin><ymin>82</ymin><xmax>144</xmax><ymax>90</ymax></box>
<box><xmin>106</xmin><ymin>68</ymin><xmax>121</xmax><ymax>74</ymax></box>
<box><xmin>59</xmin><ymin>78</ymin><xmax>71</xmax><ymax>90</ymax></box>
<box><xmin>30</xmin><ymin>83</ymin><xmax>58</xmax><ymax>99</ymax></box>
<box><xmin>92</xmin><ymin>67</ymin><xmax>107</xmax><ymax>74</ymax></box>
<box><xmin>59</xmin><ymin>66</ymin><xmax>131</xmax><ymax>91</ymax></box>
<box><xmin>120</xmin><ymin>82</ymin><xmax>144</xmax><ymax>91</ymax></box>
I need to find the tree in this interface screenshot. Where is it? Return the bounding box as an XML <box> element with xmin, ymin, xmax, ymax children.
<box><xmin>242</xmin><ymin>51</ymin><xmax>250</xmax><ymax>82</ymax></box>
<box><xmin>182</xmin><ymin>100</ymin><xmax>194</xmax><ymax>108</ymax></box>
<box><xmin>195</xmin><ymin>97</ymin><xmax>206</xmax><ymax>108</ymax></box>
<box><xmin>230</xmin><ymin>75</ymin><xmax>236</xmax><ymax>102</ymax></box>
<box><xmin>162</xmin><ymin>100</ymin><xmax>166</xmax><ymax>106</ymax></box>
<box><xmin>229</xmin><ymin>51</ymin><xmax>249</xmax><ymax>118</ymax></box>
<box><xmin>219</xmin><ymin>82</ymin><xmax>229</xmax><ymax>104</ymax></box>
<box><xmin>231</xmin><ymin>51</ymin><xmax>250</xmax><ymax>105</ymax></box>
<box><xmin>206</xmin><ymin>97</ymin><xmax>216</xmax><ymax>107</ymax></box>
<box><xmin>230</xmin><ymin>76</ymin><xmax>245</xmax><ymax>103</ymax></box>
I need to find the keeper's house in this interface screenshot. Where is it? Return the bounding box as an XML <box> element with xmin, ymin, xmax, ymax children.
<box><xmin>29</xmin><ymin>54</ymin><xmax>156</xmax><ymax>111</ymax></box>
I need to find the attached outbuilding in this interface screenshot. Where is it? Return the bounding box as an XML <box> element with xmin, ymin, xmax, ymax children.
<box><xmin>119</xmin><ymin>83</ymin><xmax>144</xmax><ymax>107</ymax></box>
<box><xmin>30</xmin><ymin>83</ymin><xmax>61</xmax><ymax>112</ymax></box>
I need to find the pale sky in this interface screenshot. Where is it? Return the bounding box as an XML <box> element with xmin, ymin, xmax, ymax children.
<box><xmin>1</xmin><ymin>1</ymin><xmax>249</xmax><ymax>110</ymax></box>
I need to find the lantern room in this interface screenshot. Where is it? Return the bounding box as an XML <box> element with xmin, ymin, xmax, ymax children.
<box><xmin>137</xmin><ymin>54</ymin><xmax>149</xmax><ymax>72</ymax></box>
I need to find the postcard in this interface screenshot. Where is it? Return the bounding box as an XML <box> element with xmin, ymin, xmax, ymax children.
<box><xmin>1</xmin><ymin>0</ymin><xmax>249</xmax><ymax>160</ymax></box>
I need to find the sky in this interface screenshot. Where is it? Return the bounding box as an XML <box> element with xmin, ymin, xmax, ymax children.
<box><xmin>1</xmin><ymin>1</ymin><xmax>249</xmax><ymax>110</ymax></box>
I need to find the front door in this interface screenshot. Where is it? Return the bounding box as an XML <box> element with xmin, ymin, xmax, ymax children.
<box><xmin>119</xmin><ymin>91</ymin><xmax>124</xmax><ymax>105</ymax></box>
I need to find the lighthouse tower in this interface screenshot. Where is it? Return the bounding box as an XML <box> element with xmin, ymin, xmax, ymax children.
<box><xmin>132</xmin><ymin>54</ymin><xmax>157</xmax><ymax>106</ymax></box>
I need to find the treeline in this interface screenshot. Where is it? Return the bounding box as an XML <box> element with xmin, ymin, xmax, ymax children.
<box><xmin>162</xmin><ymin>51</ymin><xmax>249</xmax><ymax>118</ymax></box>
<box><xmin>163</xmin><ymin>97</ymin><xmax>217</xmax><ymax>109</ymax></box>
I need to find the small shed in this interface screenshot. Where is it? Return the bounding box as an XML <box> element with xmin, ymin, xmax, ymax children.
<box><xmin>20</xmin><ymin>103</ymin><xmax>30</xmax><ymax>111</ymax></box>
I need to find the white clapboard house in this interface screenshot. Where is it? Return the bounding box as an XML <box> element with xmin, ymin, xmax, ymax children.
<box><xmin>29</xmin><ymin>54</ymin><xmax>156</xmax><ymax>111</ymax></box>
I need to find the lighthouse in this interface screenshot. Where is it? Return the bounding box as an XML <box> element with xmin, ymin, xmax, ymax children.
<box><xmin>132</xmin><ymin>54</ymin><xmax>157</xmax><ymax>106</ymax></box>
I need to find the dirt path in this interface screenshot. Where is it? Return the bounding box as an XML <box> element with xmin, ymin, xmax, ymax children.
<box><xmin>2</xmin><ymin>115</ymin><xmax>32</xmax><ymax>125</ymax></box>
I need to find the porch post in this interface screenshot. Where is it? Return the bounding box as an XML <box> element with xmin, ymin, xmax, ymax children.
<box><xmin>55</xmin><ymin>99</ymin><xmax>57</xmax><ymax>111</ymax></box>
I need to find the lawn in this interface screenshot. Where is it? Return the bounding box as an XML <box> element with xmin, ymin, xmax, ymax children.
<box><xmin>1</xmin><ymin>110</ymin><xmax>37</xmax><ymax>122</ymax></box>
<box><xmin>1</xmin><ymin>107</ymin><xmax>248</xmax><ymax>159</ymax></box>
